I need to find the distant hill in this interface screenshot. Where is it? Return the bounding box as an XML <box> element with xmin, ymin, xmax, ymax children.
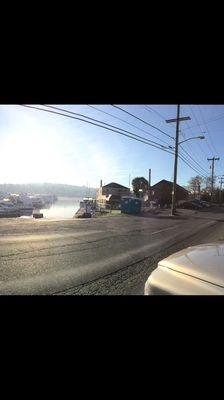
<box><xmin>0</xmin><ymin>183</ymin><xmax>97</xmax><ymax>198</ymax></box>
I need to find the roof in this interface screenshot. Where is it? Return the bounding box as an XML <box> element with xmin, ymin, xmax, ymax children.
<box><xmin>150</xmin><ymin>179</ymin><xmax>189</xmax><ymax>193</ymax></box>
<box><xmin>103</xmin><ymin>182</ymin><xmax>129</xmax><ymax>190</ymax></box>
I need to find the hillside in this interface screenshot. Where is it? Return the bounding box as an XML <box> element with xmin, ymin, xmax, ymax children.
<box><xmin>0</xmin><ymin>183</ymin><xmax>97</xmax><ymax>198</ymax></box>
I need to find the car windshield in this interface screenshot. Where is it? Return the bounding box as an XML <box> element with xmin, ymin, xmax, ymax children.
<box><xmin>0</xmin><ymin>104</ymin><xmax>224</xmax><ymax>295</ymax></box>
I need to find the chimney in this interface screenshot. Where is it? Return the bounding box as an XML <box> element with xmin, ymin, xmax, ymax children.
<box><xmin>100</xmin><ymin>179</ymin><xmax>102</xmax><ymax>188</ymax></box>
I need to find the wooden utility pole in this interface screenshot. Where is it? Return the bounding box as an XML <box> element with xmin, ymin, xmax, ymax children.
<box><xmin>148</xmin><ymin>169</ymin><xmax>151</xmax><ymax>187</ymax></box>
<box><xmin>219</xmin><ymin>175</ymin><xmax>224</xmax><ymax>204</ymax></box>
<box><xmin>166</xmin><ymin>106</ymin><xmax>191</xmax><ymax>216</ymax></box>
<box><xmin>148</xmin><ymin>168</ymin><xmax>151</xmax><ymax>201</ymax></box>
<box><xmin>207</xmin><ymin>157</ymin><xmax>220</xmax><ymax>201</ymax></box>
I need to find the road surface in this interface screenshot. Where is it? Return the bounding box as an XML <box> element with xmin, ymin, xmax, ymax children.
<box><xmin>0</xmin><ymin>208</ymin><xmax>224</xmax><ymax>294</ymax></box>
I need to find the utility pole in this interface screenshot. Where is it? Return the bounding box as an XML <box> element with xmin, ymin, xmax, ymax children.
<box><xmin>207</xmin><ymin>157</ymin><xmax>220</xmax><ymax>202</ymax></box>
<box><xmin>148</xmin><ymin>169</ymin><xmax>151</xmax><ymax>187</ymax></box>
<box><xmin>148</xmin><ymin>168</ymin><xmax>151</xmax><ymax>201</ymax></box>
<box><xmin>219</xmin><ymin>175</ymin><xmax>224</xmax><ymax>204</ymax></box>
<box><xmin>166</xmin><ymin>105</ymin><xmax>191</xmax><ymax>216</ymax></box>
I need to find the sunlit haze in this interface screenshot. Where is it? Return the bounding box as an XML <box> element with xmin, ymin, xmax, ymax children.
<box><xmin>1</xmin><ymin>104</ymin><xmax>224</xmax><ymax>188</ymax></box>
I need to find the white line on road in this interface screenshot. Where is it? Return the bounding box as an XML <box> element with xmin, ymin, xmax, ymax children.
<box><xmin>151</xmin><ymin>226</ymin><xmax>177</xmax><ymax>235</ymax></box>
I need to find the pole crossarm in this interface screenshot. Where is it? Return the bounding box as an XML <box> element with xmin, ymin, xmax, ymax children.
<box><xmin>166</xmin><ymin>116</ymin><xmax>191</xmax><ymax>123</ymax></box>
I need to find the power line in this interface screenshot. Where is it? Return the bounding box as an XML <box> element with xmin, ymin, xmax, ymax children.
<box><xmin>197</xmin><ymin>105</ymin><xmax>220</xmax><ymax>154</ymax></box>
<box><xmin>109</xmin><ymin>104</ymin><xmax>208</xmax><ymax>177</ymax></box>
<box><xmin>143</xmin><ymin>105</ymin><xmax>168</xmax><ymax>120</ymax></box>
<box><xmin>197</xmin><ymin>105</ymin><xmax>223</xmax><ymax>174</ymax></box>
<box><xmin>45</xmin><ymin>104</ymin><xmax>209</xmax><ymax>177</ymax></box>
<box><xmin>196</xmin><ymin>106</ymin><xmax>217</xmax><ymax>153</ymax></box>
<box><xmin>202</xmin><ymin>112</ymin><xmax>224</xmax><ymax>124</ymax></box>
<box><xmin>111</xmin><ymin>104</ymin><xmax>174</xmax><ymax>140</ymax></box>
<box><xmin>142</xmin><ymin>105</ymin><xmax>178</xmax><ymax>138</ymax></box>
<box><xmin>187</xmin><ymin>105</ymin><xmax>216</xmax><ymax>161</ymax></box>
<box><xmin>21</xmin><ymin>104</ymin><xmax>174</xmax><ymax>154</ymax></box>
<box><xmin>179</xmin><ymin>145</ymin><xmax>209</xmax><ymax>176</ymax></box>
<box><xmin>86</xmin><ymin>104</ymin><xmax>172</xmax><ymax>146</ymax></box>
<box><xmin>143</xmin><ymin>104</ymin><xmax>209</xmax><ymax>176</ymax></box>
<box><xmin>178</xmin><ymin>153</ymin><xmax>208</xmax><ymax>179</ymax></box>
<box><xmin>182</xmin><ymin>136</ymin><xmax>208</xmax><ymax>171</ymax></box>
<box><xmin>180</xmin><ymin>106</ymin><xmax>210</xmax><ymax>169</ymax></box>
<box><xmin>144</xmin><ymin>104</ymin><xmax>209</xmax><ymax>174</ymax></box>
<box><xmin>42</xmin><ymin>104</ymin><xmax>170</xmax><ymax>150</ymax></box>
<box><xmin>180</xmin><ymin>111</ymin><xmax>224</xmax><ymax>130</ymax></box>
<box><xmin>21</xmin><ymin>105</ymin><xmax>208</xmax><ymax>178</ymax></box>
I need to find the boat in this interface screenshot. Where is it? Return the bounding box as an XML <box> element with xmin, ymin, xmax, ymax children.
<box><xmin>28</xmin><ymin>195</ymin><xmax>45</xmax><ymax>209</ymax></box>
<box><xmin>9</xmin><ymin>194</ymin><xmax>34</xmax><ymax>215</ymax></box>
<box><xmin>74</xmin><ymin>197</ymin><xmax>96</xmax><ymax>218</ymax></box>
<box><xmin>79</xmin><ymin>197</ymin><xmax>96</xmax><ymax>211</ymax></box>
<box><xmin>0</xmin><ymin>200</ymin><xmax>21</xmax><ymax>217</ymax></box>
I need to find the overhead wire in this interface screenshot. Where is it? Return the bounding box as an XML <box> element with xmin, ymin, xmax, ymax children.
<box><xmin>197</xmin><ymin>105</ymin><xmax>223</xmax><ymax>174</ymax></box>
<box><xmin>182</xmin><ymin>105</ymin><xmax>215</xmax><ymax>176</ymax></box>
<box><xmin>142</xmin><ymin>104</ymin><xmax>177</xmax><ymax>138</ymax></box>
<box><xmin>179</xmin><ymin>105</ymin><xmax>210</xmax><ymax>169</ymax></box>
<box><xmin>190</xmin><ymin>105</ymin><xmax>216</xmax><ymax>155</ymax></box>
<box><xmin>41</xmin><ymin>104</ymin><xmax>171</xmax><ymax>150</ymax></box>
<box><xmin>21</xmin><ymin>104</ymin><xmax>208</xmax><ymax>177</ymax></box>
<box><xmin>201</xmin><ymin>111</ymin><xmax>224</xmax><ymax>124</ymax></box>
<box><xmin>197</xmin><ymin>105</ymin><xmax>220</xmax><ymax>154</ymax></box>
<box><xmin>86</xmin><ymin>104</ymin><xmax>172</xmax><ymax>146</ymax></box>
<box><xmin>178</xmin><ymin>153</ymin><xmax>208</xmax><ymax>178</ymax></box>
<box><xmin>143</xmin><ymin>105</ymin><xmax>168</xmax><ymax>120</ymax></box>
<box><xmin>179</xmin><ymin>145</ymin><xmax>209</xmax><ymax>176</ymax></box>
<box><xmin>180</xmin><ymin>109</ymin><xmax>224</xmax><ymax>130</ymax></box>
<box><xmin>111</xmin><ymin>104</ymin><xmax>174</xmax><ymax>139</ymax></box>
<box><xmin>21</xmin><ymin>104</ymin><xmax>174</xmax><ymax>154</ymax></box>
<box><xmin>142</xmin><ymin>104</ymin><xmax>209</xmax><ymax>177</ymax></box>
<box><xmin>53</xmin><ymin>103</ymin><xmax>209</xmax><ymax>177</ymax></box>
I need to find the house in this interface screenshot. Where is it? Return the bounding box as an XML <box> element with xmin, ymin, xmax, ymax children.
<box><xmin>96</xmin><ymin>181</ymin><xmax>130</xmax><ymax>209</ymax></box>
<box><xmin>149</xmin><ymin>179</ymin><xmax>189</xmax><ymax>207</ymax></box>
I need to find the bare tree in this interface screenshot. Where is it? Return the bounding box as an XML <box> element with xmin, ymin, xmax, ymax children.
<box><xmin>203</xmin><ymin>176</ymin><xmax>217</xmax><ymax>193</ymax></box>
<box><xmin>188</xmin><ymin>176</ymin><xmax>203</xmax><ymax>197</ymax></box>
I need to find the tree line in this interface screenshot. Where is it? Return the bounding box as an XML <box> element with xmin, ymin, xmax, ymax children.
<box><xmin>188</xmin><ymin>175</ymin><xmax>224</xmax><ymax>202</ymax></box>
<box><xmin>0</xmin><ymin>183</ymin><xmax>97</xmax><ymax>198</ymax></box>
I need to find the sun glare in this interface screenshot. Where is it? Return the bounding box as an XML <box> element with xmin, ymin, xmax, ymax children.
<box><xmin>0</xmin><ymin>105</ymin><xmax>122</xmax><ymax>186</ymax></box>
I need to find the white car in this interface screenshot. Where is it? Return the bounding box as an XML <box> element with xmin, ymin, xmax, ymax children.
<box><xmin>144</xmin><ymin>243</ymin><xmax>224</xmax><ymax>295</ymax></box>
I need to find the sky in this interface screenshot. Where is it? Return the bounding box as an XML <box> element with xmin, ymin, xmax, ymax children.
<box><xmin>0</xmin><ymin>104</ymin><xmax>224</xmax><ymax>189</ymax></box>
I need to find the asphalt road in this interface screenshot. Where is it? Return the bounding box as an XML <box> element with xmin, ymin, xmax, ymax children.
<box><xmin>0</xmin><ymin>208</ymin><xmax>224</xmax><ymax>295</ymax></box>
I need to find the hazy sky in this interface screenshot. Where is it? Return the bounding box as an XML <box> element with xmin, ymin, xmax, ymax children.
<box><xmin>0</xmin><ymin>104</ymin><xmax>224</xmax><ymax>188</ymax></box>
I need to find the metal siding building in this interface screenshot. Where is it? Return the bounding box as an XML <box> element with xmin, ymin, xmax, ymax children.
<box><xmin>149</xmin><ymin>179</ymin><xmax>189</xmax><ymax>206</ymax></box>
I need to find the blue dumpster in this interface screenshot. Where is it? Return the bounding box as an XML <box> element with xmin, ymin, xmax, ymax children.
<box><xmin>121</xmin><ymin>196</ymin><xmax>142</xmax><ymax>214</ymax></box>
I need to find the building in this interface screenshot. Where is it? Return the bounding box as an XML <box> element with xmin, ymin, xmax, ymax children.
<box><xmin>96</xmin><ymin>181</ymin><xmax>130</xmax><ymax>209</ymax></box>
<box><xmin>149</xmin><ymin>179</ymin><xmax>189</xmax><ymax>206</ymax></box>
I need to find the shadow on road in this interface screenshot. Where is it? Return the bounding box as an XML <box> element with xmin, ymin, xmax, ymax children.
<box><xmin>134</xmin><ymin>206</ymin><xmax>224</xmax><ymax>221</ymax></box>
<box><xmin>138</xmin><ymin>213</ymin><xmax>189</xmax><ymax>220</ymax></box>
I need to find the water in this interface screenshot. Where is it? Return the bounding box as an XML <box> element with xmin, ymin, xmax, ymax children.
<box><xmin>39</xmin><ymin>197</ymin><xmax>80</xmax><ymax>219</ymax></box>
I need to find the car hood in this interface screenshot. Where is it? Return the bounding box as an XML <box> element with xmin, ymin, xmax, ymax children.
<box><xmin>159</xmin><ymin>243</ymin><xmax>224</xmax><ymax>288</ymax></box>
